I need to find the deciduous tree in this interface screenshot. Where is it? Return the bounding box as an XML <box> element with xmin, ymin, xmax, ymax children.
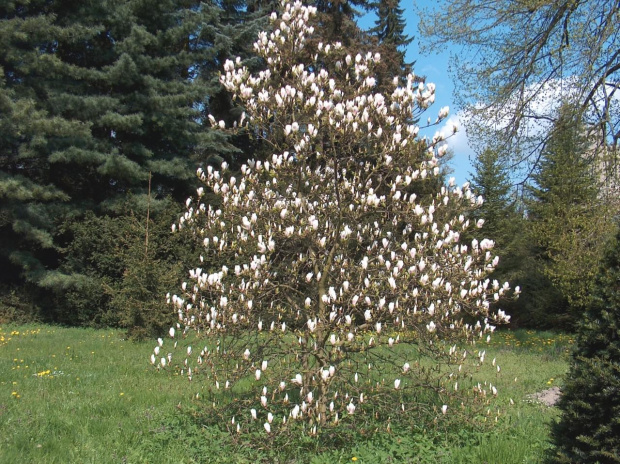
<box><xmin>155</xmin><ymin>0</ymin><xmax>512</xmax><ymax>440</ymax></box>
<box><xmin>418</xmin><ymin>0</ymin><xmax>620</xmax><ymax>180</ymax></box>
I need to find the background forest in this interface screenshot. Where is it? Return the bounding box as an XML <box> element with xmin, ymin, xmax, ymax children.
<box><xmin>0</xmin><ymin>0</ymin><xmax>426</xmax><ymax>333</ymax></box>
<box><xmin>1</xmin><ymin>0</ymin><xmax>617</xmax><ymax>334</ymax></box>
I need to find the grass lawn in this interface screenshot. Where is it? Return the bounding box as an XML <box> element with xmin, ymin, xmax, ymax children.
<box><xmin>0</xmin><ymin>325</ymin><xmax>571</xmax><ymax>463</ymax></box>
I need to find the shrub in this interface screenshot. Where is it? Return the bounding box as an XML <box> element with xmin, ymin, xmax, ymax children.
<box><xmin>0</xmin><ymin>283</ymin><xmax>43</xmax><ymax>324</ymax></box>
<box><xmin>549</xmin><ymin>227</ymin><xmax>620</xmax><ymax>463</ymax></box>
<box><xmin>54</xmin><ymin>198</ymin><xmax>200</xmax><ymax>337</ymax></box>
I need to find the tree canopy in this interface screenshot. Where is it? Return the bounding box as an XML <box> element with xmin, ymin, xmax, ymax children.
<box><xmin>418</xmin><ymin>0</ymin><xmax>620</xmax><ymax>181</ymax></box>
<box><xmin>369</xmin><ymin>0</ymin><xmax>414</xmax><ymax>88</ymax></box>
<box><xmin>526</xmin><ymin>105</ymin><xmax>615</xmax><ymax>325</ymax></box>
<box><xmin>549</xmin><ymin>226</ymin><xmax>620</xmax><ymax>463</ymax></box>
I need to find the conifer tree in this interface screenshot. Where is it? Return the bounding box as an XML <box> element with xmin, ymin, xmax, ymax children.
<box><xmin>469</xmin><ymin>148</ymin><xmax>556</xmax><ymax>327</ymax></box>
<box><xmin>314</xmin><ymin>0</ymin><xmax>371</xmax><ymax>47</ymax></box>
<box><xmin>469</xmin><ymin>151</ymin><xmax>521</xmax><ymax>297</ymax></box>
<box><xmin>369</xmin><ymin>0</ymin><xmax>413</xmax><ymax>86</ymax></box>
<box><xmin>526</xmin><ymin>105</ymin><xmax>614</xmax><ymax>326</ymax></box>
<box><xmin>549</xmin><ymin>227</ymin><xmax>620</xmax><ymax>463</ymax></box>
<box><xmin>0</xmin><ymin>0</ymin><xmax>242</xmax><ymax>319</ymax></box>
<box><xmin>469</xmin><ymin>149</ymin><xmax>515</xmax><ymax>244</ymax></box>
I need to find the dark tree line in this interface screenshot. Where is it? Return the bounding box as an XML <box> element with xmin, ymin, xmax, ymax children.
<box><xmin>469</xmin><ymin>104</ymin><xmax>617</xmax><ymax>330</ymax></box>
<box><xmin>0</xmin><ymin>0</ymin><xmax>251</xmax><ymax>328</ymax></box>
<box><xmin>0</xmin><ymin>0</ymin><xmax>413</xmax><ymax>334</ymax></box>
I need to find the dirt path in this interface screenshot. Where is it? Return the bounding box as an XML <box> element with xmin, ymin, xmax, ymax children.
<box><xmin>527</xmin><ymin>386</ymin><xmax>561</xmax><ymax>406</ymax></box>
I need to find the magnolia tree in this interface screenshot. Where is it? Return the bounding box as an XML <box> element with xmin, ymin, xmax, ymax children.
<box><xmin>154</xmin><ymin>0</ymin><xmax>513</xmax><ymax>438</ymax></box>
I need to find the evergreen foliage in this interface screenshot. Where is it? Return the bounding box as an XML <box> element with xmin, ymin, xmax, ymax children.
<box><xmin>369</xmin><ymin>0</ymin><xmax>414</xmax><ymax>86</ymax></box>
<box><xmin>549</xmin><ymin>227</ymin><xmax>620</xmax><ymax>463</ymax></box>
<box><xmin>468</xmin><ymin>148</ymin><xmax>567</xmax><ymax>328</ymax></box>
<box><xmin>526</xmin><ymin>105</ymin><xmax>614</xmax><ymax>327</ymax></box>
<box><xmin>0</xmin><ymin>0</ymin><xmax>384</xmax><ymax>328</ymax></box>
<box><xmin>470</xmin><ymin>149</ymin><xmax>515</xmax><ymax>245</ymax></box>
<box><xmin>469</xmin><ymin>149</ymin><xmax>530</xmax><ymax>325</ymax></box>
<box><xmin>55</xmin><ymin>199</ymin><xmax>200</xmax><ymax>337</ymax></box>
<box><xmin>0</xmin><ymin>0</ymin><xmax>252</xmax><ymax>324</ymax></box>
<box><xmin>314</xmin><ymin>0</ymin><xmax>372</xmax><ymax>47</ymax></box>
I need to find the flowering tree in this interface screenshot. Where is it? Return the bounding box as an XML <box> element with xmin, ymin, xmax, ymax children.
<box><xmin>154</xmin><ymin>0</ymin><xmax>512</xmax><ymax>438</ymax></box>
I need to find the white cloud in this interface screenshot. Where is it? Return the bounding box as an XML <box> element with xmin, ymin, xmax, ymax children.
<box><xmin>440</xmin><ymin>114</ymin><xmax>476</xmax><ymax>184</ymax></box>
<box><xmin>439</xmin><ymin>78</ymin><xmax>583</xmax><ymax>185</ymax></box>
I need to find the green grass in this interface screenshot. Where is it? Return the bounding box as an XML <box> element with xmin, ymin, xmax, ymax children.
<box><xmin>0</xmin><ymin>325</ymin><xmax>571</xmax><ymax>463</ymax></box>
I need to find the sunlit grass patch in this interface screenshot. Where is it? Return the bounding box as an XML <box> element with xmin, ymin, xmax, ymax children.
<box><xmin>0</xmin><ymin>324</ymin><xmax>571</xmax><ymax>463</ymax></box>
<box><xmin>488</xmin><ymin>329</ymin><xmax>574</xmax><ymax>355</ymax></box>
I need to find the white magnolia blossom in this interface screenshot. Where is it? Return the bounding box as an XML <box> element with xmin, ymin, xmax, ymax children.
<box><xmin>154</xmin><ymin>0</ymin><xmax>512</xmax><ymax>437</ymax></box>
<box><xmin>347</xmin><ymin>402</ymin><xmax>356</xmax><ymax>415</ymax></box>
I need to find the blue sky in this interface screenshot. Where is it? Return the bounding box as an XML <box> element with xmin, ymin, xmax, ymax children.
<box><xmin>357</xmin><ymin>2</ymin><xmax>476</xmax><ymax>185</ymax></box>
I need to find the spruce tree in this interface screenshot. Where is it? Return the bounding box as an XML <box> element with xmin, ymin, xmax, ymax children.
<box><xmin>469</xmin><ymin>147</ymin><xmax>563</xmax><ymax>327</ymax></box>
<box><xmin>469</xmin><ymin>150</ymin><xmax>522</xmax><ymax>318</ymax></box>
<box><xmin>1</xmin><ymin>1</ymin><xmax>99</xmax><ymax>288</ymax></box>
<box><xmin>208</xmin><ymin>0</ymin><xmax>280</xmax><ymax>169</ymax></box>
<box><xmin>526</xmin><ymin>105</ymin><xmax>614</xmax><ymax>327</ymax></box>
<box><xmin>549</xmin><ymin>227</ymin><xmax>620</xmax><ymax>463</ymax></box>
<box><xmin>369</xmin><ymin>0</ymin><xmax>413</xmax><ymax>86</ymax></box>
<box><xmin>314</xmin><ymin>0</ymin><xmax>372</xmax><ymax>47</ymax></box>
<box><xmin>470</xmin><ymin>148</ymin><xmax>514</xmax><ymax>243</ymax></box>
<box><xmin>0</xmin><ymin>0</ymin><xmax>242</xmax><ymax>320</ymax></box>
